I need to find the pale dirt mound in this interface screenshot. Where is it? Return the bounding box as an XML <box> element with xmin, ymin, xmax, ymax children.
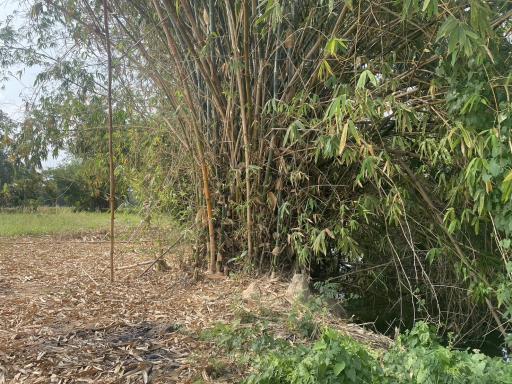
<box><xmin>238</xmin><ymin>275</ymin><xmax>391</xmax><ymax>351</ymax></box>
<box><xmin>0</xmin><ymin>236</ymin><xmax>390</xmax><ymax>383</ymax></box>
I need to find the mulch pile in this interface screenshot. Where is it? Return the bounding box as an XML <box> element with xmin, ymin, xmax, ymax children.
<box><xmin>0</xmin><ymin>234</ymin><xmax>391</xmax><ymax>383</ymax></box>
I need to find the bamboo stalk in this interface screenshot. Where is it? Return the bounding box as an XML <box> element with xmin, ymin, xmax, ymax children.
<box><xmin>103</xmin><ymin>0</ymin><xmax>115</xmax><ymax>283</ymax></box>
<box><xmin>224</xmin><ymin>0</ymin><xmax>253</xmax><ymax>263</ymax></box>
<box><xmin>152</xmin><ymin>0</ymin><xmax>218</xmax><ymax>273</ymax></box>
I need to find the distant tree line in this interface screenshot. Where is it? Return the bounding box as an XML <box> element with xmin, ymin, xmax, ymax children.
<box><xmin>1</xmin><ymin>110</ymin><xmax>109</xmax><ymax>209</ymax></box>
<box><xmin>0</xmin><ymin>109</ymin><xmax>192</xmax><ymax>216</ymax></box>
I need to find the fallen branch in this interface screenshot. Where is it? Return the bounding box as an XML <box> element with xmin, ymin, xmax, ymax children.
<box><xmin>80</xmin><ymin>265</ymin><xmax>100</xmax><ymax>286</ymax></box>
<box><xmin>138</xmin><ymin>227</ymin><xmax>191</xmax><ymax>278</ymax></box>
<box><xmin>117</xmin><ymin>260</ymin><xmax>154</xmax><ymax>271</ymax></box>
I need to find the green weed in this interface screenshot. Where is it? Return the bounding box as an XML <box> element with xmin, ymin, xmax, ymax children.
<box><xmin>246</xmin><ymin>322</ymin><xmax>512</xmax><ymax>384</ymax></box>
<box><xmin>202</xmin><ymin>316</ymin><xmax>512</xmax><ymax>384</ymax></box>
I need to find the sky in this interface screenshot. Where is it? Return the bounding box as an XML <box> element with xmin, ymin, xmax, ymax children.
<box><xmin>0</xmin><ymin>1</ymin><xmax>32</xmax><ymax>120</ymax></box>
<box><xmin>0</xmin><ymin>1</ymin><xmax>67</xmax><ymax>168</ymax></box>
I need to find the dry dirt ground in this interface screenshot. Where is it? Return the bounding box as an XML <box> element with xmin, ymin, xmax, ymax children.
<box><xmin>0</xmin><ymin>234</ymin><xmax>390</xmax><ymax>384</ymax></box>
<box><xmin>0</xmin><ymin>235</ymin><xmax>242</xmax><ymax>383</ymax></box>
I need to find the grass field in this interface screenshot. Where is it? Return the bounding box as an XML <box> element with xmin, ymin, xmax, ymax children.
<box><xmin>0</xmin><ymin>207</ymin><xmax>142</xmax><ymax>237</ymax></box>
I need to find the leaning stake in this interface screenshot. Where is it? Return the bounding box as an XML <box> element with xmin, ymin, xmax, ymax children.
<box><xmin>103</xmin><ymin>0</ymin><xmax>115</xmax><ymax>283</ymax></box>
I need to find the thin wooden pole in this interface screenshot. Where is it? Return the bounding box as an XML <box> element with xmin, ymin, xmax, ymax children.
<box><xmin>103</xmin><ymin>0</ymin><xmax>115</xmax><ymax>283</ymax></box>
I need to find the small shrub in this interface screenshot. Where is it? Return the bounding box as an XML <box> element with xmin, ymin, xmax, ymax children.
<box><xmin>383</xmin><ymin>322</ymin><xmax>512</xmax><ymax>384</ymax></box>
<box><xmin>245</xmin><ymin>328</ymin><xmax>382</xmax><ymax>384</ymax></box>
<box><xmin>286</xmin><ymin>298</ymin><xmax>330</xmax><ymax>339</ymax></box>
<box><xmin>313</xmin><ymin>280</ymin><xmax>343</xmax><ymax>300</ymax></box>
<box><xmin>202</xmin><ymin>318</ymin><xmax>512</xmax><ymax>384</ymax></box>
<box><xmin>243</xmin><ymin>322</ymin><xmax>512</xmax><ymax>384</ymax></box>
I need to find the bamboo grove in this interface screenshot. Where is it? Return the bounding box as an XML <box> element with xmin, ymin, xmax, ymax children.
<box><xmin>3</xmin><ymin>0</ymin><xmax>512</xmax><ymax>343</ymax></box>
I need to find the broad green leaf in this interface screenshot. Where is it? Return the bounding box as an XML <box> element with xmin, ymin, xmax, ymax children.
<box><xmin>334</xmin><ymin>361</ymin><xmax>346</xmax><ymax>375</ymax></box>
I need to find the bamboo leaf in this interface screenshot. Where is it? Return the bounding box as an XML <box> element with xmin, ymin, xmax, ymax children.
<box><xmin>284</xmin><ymin>120</ymin><xmax>303</xmax><ymax>146</ymax></box>
<box><xmin>356</xmin><ymin>70</ymin><xmax>377</xmax><ymax>89</ymax></box>
<box><xmin>338</xmin><ymin>121</ymin><xmax>349</xmax><ymax>155</ymax></box>
<box><xmin>324</xmin><ymin>228</ymin><xmax>335</xmax><ymax>239</ymax></box>
<box><xmin>267</xmin><ymin>191</ymin><xmax>278</xmax><ymax>211</ymax></box>
<box><xmin>324</xmin><ymin>38</ymin><xmax>347</xmax><ymax>58</ymax></box>
<box><xmin>356</xmin><ymin>70</ymin><xmax>367</xmax><ymax>89</ymax></box>
<box><xmin>312</xmin><ymin>230</ymin><xmax>327</xmax><ymax>256</ymax></box>
<box><xmin>502</xmin><ymin>170</ymin><xmax>512</xmax><ymax>203</ymax></box>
